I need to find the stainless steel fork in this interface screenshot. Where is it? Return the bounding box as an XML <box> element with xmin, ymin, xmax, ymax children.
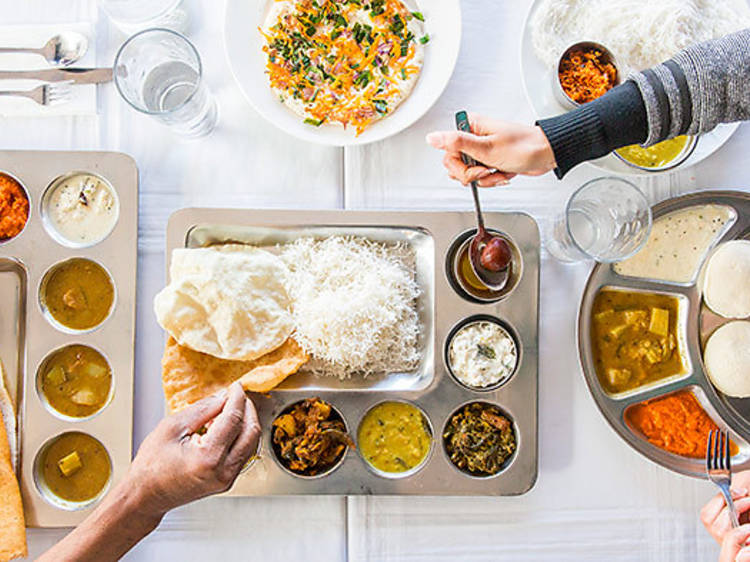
<box><xmin>707</xmin><ymin>429</ymin><xmax>740</xmax><ymax>528</ymax></box>
<box><xmin>0</xmin><ymin>80</ymin><xmax>72</xmax><ymax>106</ymax></box>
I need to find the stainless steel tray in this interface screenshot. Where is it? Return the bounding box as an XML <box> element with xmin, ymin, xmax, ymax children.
<box><xmin>578</xmin><ymin>190</ymin><xmax>750</xmax><ymax>478</ymax></box>
<box><xmin>0</xmin><ymin>151</ymin><xmax>137</xmax><ymax>527</ymax></box>
<box><xmin>166</xmin><ymin>209</ymin><xmax>539</xmax><ymax>495</ymax></box>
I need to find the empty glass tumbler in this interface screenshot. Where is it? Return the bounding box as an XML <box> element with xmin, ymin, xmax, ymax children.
<box><xmin>100</xmin><ymin>0</ymin><xmax>188</xmax><ymax>34</ymax></box>
<box><xmin>114</xmin><ymin>29</ymin><xmax>218</xmax><ymax>138</ymax></box>
<box><xmin>546</xmin><ymin>177</ymin><xmax>652</xmax><ymax>263</ymax></box>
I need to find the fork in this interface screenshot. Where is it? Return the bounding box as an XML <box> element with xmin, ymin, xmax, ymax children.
<box><xmin>707</xmin><ymin>429</ymin><xmax>740</xmax><ymax>528</ymax></box>
<box><xmin>0</xmin><ymin>80</ymin><xmax>72</xmax><ymax>106</ymax></box>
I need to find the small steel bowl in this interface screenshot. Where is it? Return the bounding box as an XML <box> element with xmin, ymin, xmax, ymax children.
<box><xmin>613</xmin><ymin>135</ymin><xmax>699</xmax><ymax>173</ymax></box>
<box><xmin>553</xmin><ymin>40</ymin><xmax>620</xmax><ymax>110</ymax></box>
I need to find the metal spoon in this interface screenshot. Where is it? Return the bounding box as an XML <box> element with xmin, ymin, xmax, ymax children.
<box><xmin>0</xmin><ymin>32</ymin><xmax>88</xmax><ymax>67</ymax></box>
<box><xmin>455</xmin><ymin>110</ymin><xmax>510</xmax><ymax>291</ymax></box>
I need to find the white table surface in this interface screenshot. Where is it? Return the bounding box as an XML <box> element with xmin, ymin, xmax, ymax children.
<box><xmin>3</xmin><ymin>0</ymin><xmax>749</xmax><ymax>560</ymax></box>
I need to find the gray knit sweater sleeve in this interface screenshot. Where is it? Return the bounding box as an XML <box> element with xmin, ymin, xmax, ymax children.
<box><xmin>631</xmin><ymin>28</ymin><xmax>750</xmax><ymax>146</ymax></box>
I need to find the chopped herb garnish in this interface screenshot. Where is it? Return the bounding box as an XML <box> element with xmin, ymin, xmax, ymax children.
<box><xmin>304</xmin><ymin>118</ymin><xmax>323</xmax><ymax>126</ymax></box>
<box><xmin>400</xmin><ymin>68</ymin><xmax>407</xmax><ymax>79</ymax></box>
<box><xmin>477</xmin><ymin>344</ymin><xmax>496</xmax><ymax>360</ymax></box>
<box><xmin>411</xmin><ymin>11</ymin><xmax>424</xmax><ymax>21</ymax></box>
<box><xmin>419</xmin><ymin>34</ymin><xmax>430</xmax><ymax>44</ymax></box>
<box><xmin>373</xmin><ymin>99</ymin><xmax>388</xmax><ymax>114</ymax></box>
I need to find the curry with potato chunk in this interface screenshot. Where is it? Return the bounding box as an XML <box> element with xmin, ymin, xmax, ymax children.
<box><xmin>40</xmin><ymin>345</ymin><xmax>112</xmax><ymax>418</ymax></box>
<box><xmin>591</xmin><ymin>290</ymin><xmax>684</xmax><ymax>394</ymax></box>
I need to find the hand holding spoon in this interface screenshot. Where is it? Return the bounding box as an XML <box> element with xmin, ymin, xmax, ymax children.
<box><xmin>0</xmin><ymin>32</ymin><xmax>88</xmax><ymax>67</ymax></box>
<box><xmin>455</xmin><ymin>111</ymin><xmax>512</xmax><ymax>291</ymax></box>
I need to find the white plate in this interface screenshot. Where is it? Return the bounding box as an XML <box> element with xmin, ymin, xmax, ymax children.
<box><xmin>518</xmin><ymin>0</ymin><xmax>739</xmax><ymax>176</ymax></box>
<box><xmin>224</xmin><ymin>0</ymin><xmax>462</xmax><ymax>146</ymax></box>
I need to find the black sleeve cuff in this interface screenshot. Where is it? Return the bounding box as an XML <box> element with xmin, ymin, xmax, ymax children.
<box><xmin>536</xmin><ymin>81</ymin><xmax>648</xmax><ymax>178</ymax></box>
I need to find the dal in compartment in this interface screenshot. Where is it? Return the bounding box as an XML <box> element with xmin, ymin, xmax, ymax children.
<box><xmin>591</xmin><ymin>290</ymin><xmax>684</xmax><ymax>394</ymax></box>
<box><xmin>358</xmin><ymin>401</ymin><xmax>431</xmax><ymax>474</ymax></box>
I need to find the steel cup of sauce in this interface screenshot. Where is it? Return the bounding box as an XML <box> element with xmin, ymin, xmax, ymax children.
<box><xmin>447</xmin><ymin>229</ymin><xmax>522</xmax><ymax>303</ymax></box>
<box><xmin>42</xmin><ymin>172</ymin><xmax>119</xmax><ymax>248</ymax></box>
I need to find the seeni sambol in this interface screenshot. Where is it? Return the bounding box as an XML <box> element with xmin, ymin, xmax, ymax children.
<box><xmin>0</xmin><ymin>172</ymin><xmax>29</xmax><ymax>242</ymax></box>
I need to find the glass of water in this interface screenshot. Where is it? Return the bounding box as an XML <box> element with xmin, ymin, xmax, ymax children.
<box><xmin>114</xmin><ymin>29</ymin><xmax>218</xmax><ymax>138</ymax></box>
<box><xmin>100</xmin><ymin>0</ymin><xmax>188</xmax><ymax>35</ymax></box>
<box><xmin>546</xmin><ymin>177</ymin><xmax>652</xmax><ymax>263</ymax></box>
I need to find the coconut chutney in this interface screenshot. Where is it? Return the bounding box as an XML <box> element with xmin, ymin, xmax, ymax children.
<box><xmin>44</xmin><ymin>173</ymin><xmax>118</xmax><ymax>247</ymax></box>
<box><xmin>614</xmin><ymin>204</ymin><xmax>735</xmax><ymax>283</ymax></box>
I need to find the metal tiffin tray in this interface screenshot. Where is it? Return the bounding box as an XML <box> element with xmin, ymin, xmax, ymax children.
<box><xmin>578</xmin><ymin>190</ymin><xmax>750</xmax><ymax>478</ymax></box>
<box><xmin>0</xmin><ymin>150</ymin><xmax>137</xmax><ymax>527</ymax></box>
<box><xmin>165</xmin><ymin>208</ymin><xmax>539</xmax><ymax>495</ymax></box>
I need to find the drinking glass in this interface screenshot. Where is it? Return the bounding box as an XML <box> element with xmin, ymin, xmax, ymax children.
<box><xmin>546</xmin><ymin>177</ymin><xmax>652</xmax><ymax>263</ymax></box>
<box><xmin>100</xmin><ymin>0</ymin><xmax>188</xmax><ymax>34</ymax></box>
<box><xmin>114</xmin><ymin>29</ymin><xmax>218</xmax><ymax>139</ymax></box>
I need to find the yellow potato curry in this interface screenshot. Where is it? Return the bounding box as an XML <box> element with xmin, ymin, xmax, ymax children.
<box><xmin>358</xmin><ymin>402</ymin><xmax>431</xmax><ymax>474</ymax></box>
<box><xmin>41</xmin><ymin>432</ymin><xmax>111</xmax><ymax>503</ymax></box>
<box><xmin>41</xmin><ymin>345</ymin><xmax>112</xmax><ymax>418</ymax></box>
<box><xmin>592</xmin><ymin>290</ymin><xmax>684</xmax><ymax>394</ymax></box>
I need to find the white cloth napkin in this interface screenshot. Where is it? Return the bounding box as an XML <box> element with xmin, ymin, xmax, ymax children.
<box><xmin>0</xmin><ymin>22</ymin><xmax>97</xmax><ymax>117</ymax></box>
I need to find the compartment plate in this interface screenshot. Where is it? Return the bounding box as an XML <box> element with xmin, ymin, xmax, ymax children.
<box><xmin>0</xmin><ymin>151</ymin><xmax>137</xmax><ymax>527</ymax></box>
<box><xmin>578</xmin><ymin>190</ymin><xmax>750</xmax><ymax>478</ymax></box>
<box><xmin>166</xmin><ymin>209</ymin><xmax>540</xmax><ymax>495</ymax></box>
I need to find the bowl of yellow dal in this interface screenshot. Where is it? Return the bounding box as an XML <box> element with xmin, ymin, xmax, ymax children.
<box><xmin>614</xmin><ymin>135</ymin><xmax>698</xmax><ymax>172</ymax></box>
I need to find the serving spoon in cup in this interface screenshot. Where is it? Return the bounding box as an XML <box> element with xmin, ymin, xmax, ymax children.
<box><xmin>455</xmin><ymin>111</ymin><xmax>512</xmax><ymax>291</ymax></box>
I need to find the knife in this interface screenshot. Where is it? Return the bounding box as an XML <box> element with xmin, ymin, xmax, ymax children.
<box><xmin>0</xmin><ymin>67</ymin><xmax>113</xmax><ymax>85</ymax></box>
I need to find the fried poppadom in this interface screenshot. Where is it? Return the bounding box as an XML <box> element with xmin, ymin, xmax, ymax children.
<box><xmin>0</xmin><ymin>364</ymin><xmax>26</xmax><ymax>562</ymax></box>
<box><xmin>162</xmin><ymin>337</ymin><xmax>308</xmax><ymax>413</ymax></box>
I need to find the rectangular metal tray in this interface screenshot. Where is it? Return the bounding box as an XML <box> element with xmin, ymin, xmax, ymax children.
<box><xmin>0</xmin><ymin>150</ymin><xmax>138</xmax><ymax>527</ymax></box>
<box><xmin>166</xmin><ymin>209</ymin><xmax>539</xmax><ymax>495</ymax></box>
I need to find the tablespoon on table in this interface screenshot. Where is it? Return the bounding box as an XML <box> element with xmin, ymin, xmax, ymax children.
<box><xmin>454</xmin><ymin>110</ymin><xmax>512</xmax><ymax>291</ymax></box>
<box><xmin>0</xmin><ymin>32</ymin><xmax>88</xmax><ymax>67</ymax></box>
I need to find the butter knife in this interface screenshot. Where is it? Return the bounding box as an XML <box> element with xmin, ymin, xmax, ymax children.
<box><xmin>0</xmin><ymin>67</ymin><xmax>112</xmax><ymax>85</ymax></box>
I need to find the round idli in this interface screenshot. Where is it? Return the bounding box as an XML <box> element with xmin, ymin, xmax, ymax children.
<box><xmin>154</xmin><ymin>245</ymin><xmax>294</xmax><ymax>362</ymax></box>
<box><xmin>704</xmin><ymin>240</ymin><xmax>750</xmax><ymax>319</ymax></box>
<box><xmin>704</xmin><ymin>321</ymin><xmax>750</xmax><ymax>397</ymax></box>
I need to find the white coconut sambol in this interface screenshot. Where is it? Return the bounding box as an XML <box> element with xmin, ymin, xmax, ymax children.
<box><xmin>448</xmin><ymin>321</ymin><xmax>518</xmax><ymax>388</ymax></box>
<box><xmin>261</xmin><ymin>0</ymin><xmax>428</xmax><ymax>136</ymax></box>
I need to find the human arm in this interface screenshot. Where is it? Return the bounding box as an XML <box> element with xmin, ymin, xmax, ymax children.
<box><xmin>38</xmin><ymin>382</ymin><xmax>260</xmax><ymax>562</ymax></box>
<box><xmin>427</xmin><ymin>28</ymin><xmax>750</xmax><ymax>183</ymax></box>
<box><xmin>540</xmin><ymin>27</ymin><xmax>750</xmax><ymax>177</ymax></box>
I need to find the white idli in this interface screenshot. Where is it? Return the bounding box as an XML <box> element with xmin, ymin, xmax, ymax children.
<box><xmin>704</xmin><ymin>240</ymin><xmax>750</xmax><ymax>319</ymax></box>
<box><xmin>704</xmin><ymin>321</ymin><xmax>750</xmax><ymax>397</ymax></box>
<box><xmin>154</xmin><ymin>245</ymin><xmax>294</xmax><ymax>362</ymax></box>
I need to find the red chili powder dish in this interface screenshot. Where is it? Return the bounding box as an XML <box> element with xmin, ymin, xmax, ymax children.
<box><xmin>558</xmin><ymin>47</ymin><xmax>617</xmax><ymax>104</ymax></box>
<box><xmin>627</xmin><ymin>390</ymin><xmax>738</xmax><ymax>458</ymax></box>
<box><xmin>0</xmin><ymin>173</ymin><xmax>29</xmax><ymax>241</ymax></box>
